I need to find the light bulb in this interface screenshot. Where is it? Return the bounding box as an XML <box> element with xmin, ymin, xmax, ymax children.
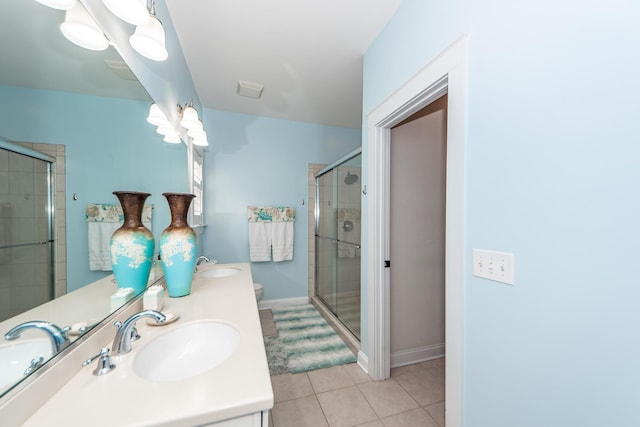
<box><xmin>147</xmin><ymin>103</ymin><xmax>169</xmax><ymax>126</ymax></box>
<box><xmin>35</xmin><ymin>0</ymin><xmax>77</xmax><ymax>10</ymax></box>
<box><xmin>180</xmin><ymin>105</ymin><xmax>199</xmax><ymax>129</ymax></box>
<box><xmin>130</xmin><ymin>16</ymin><xmax>168</xmax><ymax>61</ymax></box>
<box><xmin>60</xmin><ymin>3</ymin><xmax>109</xmax><ymax>51</ymax></box>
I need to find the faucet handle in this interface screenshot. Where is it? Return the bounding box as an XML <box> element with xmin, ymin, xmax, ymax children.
<box><xmin>82</xmin><ymin>347</ymin><xmax>116</xmax><ymax>376</ymax></box>
<box><xmin>23</xmin><ymin>356</ymin><xmax>45</xmax><ymax>376</ymax></box>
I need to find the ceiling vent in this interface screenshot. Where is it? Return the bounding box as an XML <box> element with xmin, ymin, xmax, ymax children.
<box><xmin>237</xmin><ymin>80</ymin><xmax>264</xmax><ymax>99</ymax></box>
<box><xmin>104</xmin><ymin>59</ymin><xmax>138</xmax><ymax>81</ymax></box>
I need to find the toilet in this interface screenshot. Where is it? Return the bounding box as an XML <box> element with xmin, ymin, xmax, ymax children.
<box><xmin>253</xmin><ymin>282</ymin><xmax>264</xmax><ymax>302</ymax></box>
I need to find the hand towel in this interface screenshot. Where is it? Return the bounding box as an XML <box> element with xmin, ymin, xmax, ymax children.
<box><xmin>88</xmin><ymin>222</ymin><xmax>121</xmax><ymax>270</ymax></box>
<box><xmin>249</xmin><ymin>222</ymin><xmax>272</xmax><ymax>262</ymax></box>
<box><xmin>86</xmin><ymin>203</ymin><xmax>152</xmax><ymax>271</ymax></box>
<box><xmin>247</xmin><ymin>206</ymin><xmax>295</xmax><ymax>262</ymax></box>
<box><xmin>271</xmin><ymin>221</ymin><xmax>294</xmax><ymax>262</ymax></box>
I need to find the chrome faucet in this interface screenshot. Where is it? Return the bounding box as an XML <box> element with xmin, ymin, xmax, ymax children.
<box><xmin>112</xmin><ymin>310</ymin><xmax>166</xmax><ymax>354</ymax></box>
<box><xmin>4</xmin><ymin>321</ymin><xmax>71</xmax><ymax>354</ymax></box>
<box><xmin>195</xmin><ymin>255</ymin><xmax>210</xmax><ymax>271</ymax></box>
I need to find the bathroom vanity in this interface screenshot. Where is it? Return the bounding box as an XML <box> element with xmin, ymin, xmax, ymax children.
<box><xmin>0</xmin><ymin>263</ymin><xmax>273</xmax><ymax>426</ymax></box>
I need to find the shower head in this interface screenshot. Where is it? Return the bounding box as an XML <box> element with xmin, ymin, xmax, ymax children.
<box><xmin>344</xmin><ymin>172</ymin><xmax>359</xmax><ymax>185</ymax></box>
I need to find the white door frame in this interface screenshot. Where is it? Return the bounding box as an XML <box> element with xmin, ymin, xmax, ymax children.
<box><xmin>366</xmin><ymin>35</ymin><xmax>467</xmax><ymax>427</ymax></box>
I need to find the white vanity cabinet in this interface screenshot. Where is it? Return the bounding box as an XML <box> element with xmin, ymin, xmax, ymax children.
<box><xmin>203</xmin><ymin>411</ymin><xmax>269</xmax><ymax>427</ymax></box>
<box><xmin>10</xmin><ymin>263</ymin><xmax>274</xmax><ymax>427</ymax></box>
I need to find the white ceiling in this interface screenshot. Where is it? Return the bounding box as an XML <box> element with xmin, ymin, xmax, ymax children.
<box><xmin>165</xmin><ymin>0</ymin><xmax>403</xmax><ymax>129</ymax></box>
<box><xmin>1</xmin><ymin>1</ymin><xmax>402</xmax><ymax>129</ymax></box>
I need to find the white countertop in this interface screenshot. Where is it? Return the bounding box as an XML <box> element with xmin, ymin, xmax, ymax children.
<box><xmin>22</xmin><ymin>263</ymin><xmax>273</xmax><ymax>427</ymax></box>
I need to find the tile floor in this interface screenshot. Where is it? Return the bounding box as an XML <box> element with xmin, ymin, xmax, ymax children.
<box><xmin>269</xmin><ymin>358</ymin><xmax>445</xmax><ymax>427</ymax></box>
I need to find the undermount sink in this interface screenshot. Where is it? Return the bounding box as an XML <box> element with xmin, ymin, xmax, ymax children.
<box><xmin>0</xmin><ymin>338</ymin><xmax>52</xmax><ymax>392</ymax></box>
<box><xmin>133</xmin><ymin>320</ymin><xmax>240</xmax><ymax>382</ymax></box>
<box><xmin>197</xmin><ymin>267</ymin><xmax>241</xmax><ymax>278</ymax></box>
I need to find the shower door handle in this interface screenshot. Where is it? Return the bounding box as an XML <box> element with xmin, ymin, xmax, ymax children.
<box><xmin>336</xmin><ymin>240</ymin><xmax>360</xmax><ymax>249</ymax></box>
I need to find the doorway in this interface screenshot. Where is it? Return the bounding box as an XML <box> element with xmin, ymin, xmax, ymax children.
<box><xmin>390</xmin><ymin>95</ymin><xmax>447</xmax><ymax>368</ymax></box>
<box><xmin>366</xmin><ymin>35</ymin><xmax>467</xmax><ymax>427</ymax></box>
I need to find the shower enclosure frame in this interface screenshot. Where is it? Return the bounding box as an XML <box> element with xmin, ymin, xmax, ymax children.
<box><xmin>311</xmin><ymin>146</ymin><xmax>362</xmax><ymax>349</ymax></box>
<box><xmin>0</xmin><ymin>140</ymin><xmax>57</xmax><ymax>321</ymax></box>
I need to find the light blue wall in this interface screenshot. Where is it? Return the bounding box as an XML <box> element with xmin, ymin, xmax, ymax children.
<box><xmin>0</xmin><ymin>84</ymin><xmax>188</xmax><ymax>291</ymax></box>
<box><xmin>363</xmin><ymin>0</ymin><xmax>640</xmax><ymax>426</ymax></box>
<box><xmin>202</xmin><ymin>109</ymin><xmax>360</xmax><ymax>300</ymax></box>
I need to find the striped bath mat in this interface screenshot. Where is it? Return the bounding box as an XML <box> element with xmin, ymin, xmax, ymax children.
<box><xmin>271</xmin><ymin>304</ymin><xmax>356</xmax><ymax>373</ymax></box>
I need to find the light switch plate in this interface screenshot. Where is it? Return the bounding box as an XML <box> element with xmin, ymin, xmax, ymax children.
<box><xmin>473</xmin><ymin>249</ymin><xmax>514</xmax><ymax>285</ymax></box>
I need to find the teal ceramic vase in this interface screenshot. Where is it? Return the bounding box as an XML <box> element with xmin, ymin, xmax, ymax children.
<box><xmin>159</xmin><ymin>193</ymin><xmax>197</xmax><ymax>297</ymax></box>
<box><xmin>110</xmin><ymin>191</ymin><xmax>155</xmax><ymax>295</ymax></box>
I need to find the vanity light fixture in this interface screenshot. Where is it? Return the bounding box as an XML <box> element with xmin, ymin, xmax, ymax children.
<box><xmin>156</xmin><ymin>124</ymin><xmax>176</xmax><ymax>136</ymax></box>
<box><xmin>147</xmin><ymin>103</ymin><xmax>169</xmax><ymax>126</ymax></box>
<box><xmin>187</xmin><ymin>123</ymin><xmax>205</xmax><ymax>138</ymax></box>
<box><xmin>60</xmin><ymin>2</ymin><xmax>109</xmax><ymax>51</ymax></box>
<box><xmin>192</xmin><ymin>130</ymin><xmax>209</xmax><ymax>147</ymax></box>
<box><xmin>177</xmin><ymin>101</ymin><xmax>208</xmax><ymax>146</ymax></box>
<box><xmin>34</xmin><ymin>0</ymin><xmax>77</xmax><ymax>10</ymax></box>
<box><xmin>102</xmin><ymin>0</ymin><xmax>150</xmax><ymax>26</ymax></box>
<box><xmin>179</xmin><ymin>101</ymin><xmax>200</xmax><ymax>130</ymax></box>
<box><xmin>147</xmin><ymin>103</ymin><xmax>184</xmax><ymax>144</ymax></box>
<box><xmin>163</xmin><ymin>133</ymin><xmax>182</xmax><ymax>144</ymax></box>
<box><xmin>129</xmin><ymin>0</ymin><xmax>168</xmax><ymax>62</ymax></box>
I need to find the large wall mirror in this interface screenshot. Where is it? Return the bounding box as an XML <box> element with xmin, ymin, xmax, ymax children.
<box><xmin>0</xmin><ymin>0</ymin><xmax>188</xmax><ymax>398</ymax></box>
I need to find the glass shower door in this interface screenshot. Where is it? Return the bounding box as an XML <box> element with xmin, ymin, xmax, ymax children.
<box><xmin>335</xmin><ymin>155</ymin><xmax>361</xmax><ymax>338</ymax></box>
<box><xmin>0</xmin><ymin>147</ymin><xmax>55</xmax><ymax>321</ymax></box>
<box><xmin>315</xmin><ymin>168</ymin><xmax>338</xmax><ymax>312</ymax></box>
<box><xmin>315</xmin><ymin>151</ymin><xmax>362</xmax><ymax>340</ymax></box>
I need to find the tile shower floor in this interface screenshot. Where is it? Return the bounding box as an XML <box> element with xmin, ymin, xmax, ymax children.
<box><xmin>269</xmin><ymin>358</ymin><xmax>445</xmax><ymax>427</ymax></box>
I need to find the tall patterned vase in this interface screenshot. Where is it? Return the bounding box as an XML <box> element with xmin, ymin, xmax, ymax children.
<box><xmin>159</xmin><ymin>193</ymin><xmax>197</xmax><ymax>297</ymax></box>
<box><xmin>110</xmin><ymin>191</ymin><xmax>155</xmax><ymax>295</ymax></box>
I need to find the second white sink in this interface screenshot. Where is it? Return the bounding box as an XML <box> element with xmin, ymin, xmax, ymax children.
<box><xmin>197</xmin><ymin>267</ymin><xmax>241</xmax><ymax>278</ymax></box>
<box><xmin>133</xmin><ymin>320</ymin><xmax>240</xmax><ymax>382</ymax></box>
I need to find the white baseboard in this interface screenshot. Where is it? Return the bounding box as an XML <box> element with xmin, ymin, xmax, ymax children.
<box><xmin>391</xmin><ymin>344</ymin><xmax>445</xmax><ymax>368</ymax></box>
<box><xmin>357</xmin><ymin>351</ymin><xmax>369</xmax><ymax>374</ymax></box>
<box><xmin>258</xmin><ymin>297</ymin><xmax>309</xmax><ymax>310</ymax></box>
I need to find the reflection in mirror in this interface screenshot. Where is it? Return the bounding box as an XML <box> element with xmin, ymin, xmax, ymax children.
<box><xmin>0</xmin><ymin>0</ymin><xmax>172</xmax><ymax>398</ymax></box>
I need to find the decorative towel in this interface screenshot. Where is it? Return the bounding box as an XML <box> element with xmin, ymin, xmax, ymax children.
<box><xmin>86</xmin><ymin>203</ymin><xmax>153</xmax><ymax>271</ymax></box>
<box><xmin>248</xmin><ymin>206</ymin><xmax>295</xmax><ymax>262</ymax></box>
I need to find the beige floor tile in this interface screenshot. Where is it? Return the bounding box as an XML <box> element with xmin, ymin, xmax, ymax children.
<box><xmin>316</xmin><ymin>386</ymin><xmax>378</xmax><ymax>427</ymax></box>
<box><xmin>343</xmin><ymin>363</ymin><xmax>372</xmax><ymax>385</ymax></box>
<box><xmin>308</xmin><ymin>365</ymin><xmax>355</xmax><ymax>393</ymax></box>
<box><xmin>356</xmin><ymin>421</ymin><xmax>384</xmax><ymax>427</ymax></box>
<box><xmin>417</xmin><ymin>357</ymin><xmax>445</xmax><ymax>370</ymax></box>
<box><xmin>381</xmin><ymin>408</ymin><xmax>439</xmax><ymax>427</ymax></box>
<box><xmin>391</xmin><ymin>357</ymin><xmax>445</xmax><ymax>377</ymax></box>
<box><xmin>358</xmin><ymin>378</ymin><xmax>419</xmax><ymax>418</ymax></box>
<box><xmin>259</xmin><ymin>309</ymin><xmax>278</xmax><ymax>337</ymax></box>
<box><xmin>394</xmin><ymin>368</ymin><xmax>444</xmax><ymax>406</ymax></box>
<box><xmin>271</xmin><ymin>395</ymin><xmax>328</xmax><ymax>427</ymax></box>
<box><xmin>271</xmin><ymin>372</ymin><xmax>314</xmax><ymax>403</ymax></box>
<box><xmin>424</xmin><ymin>401</ymin><xmax>445</xmax><ymax>427</ymax></box>
<box><xmin>391</xmin><ymin>363</ymin><xmax>424</xmax><ymax>377</ymax></box>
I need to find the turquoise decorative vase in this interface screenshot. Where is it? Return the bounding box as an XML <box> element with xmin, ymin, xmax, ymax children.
<box><xmin>159</xmin><ymin>193</ymin><xmax>198</xmax><ymax>298</ymax></box>
<box><xmin>109</xmin><ymin>191</ymin><xmax>155</xmax><ymax>295</ymax></box>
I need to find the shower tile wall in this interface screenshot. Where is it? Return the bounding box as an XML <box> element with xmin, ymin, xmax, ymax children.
<box><xmin>0</xmin><ymin>143</ymin><xmax>66</xmax><ymax>321</ymax></box>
